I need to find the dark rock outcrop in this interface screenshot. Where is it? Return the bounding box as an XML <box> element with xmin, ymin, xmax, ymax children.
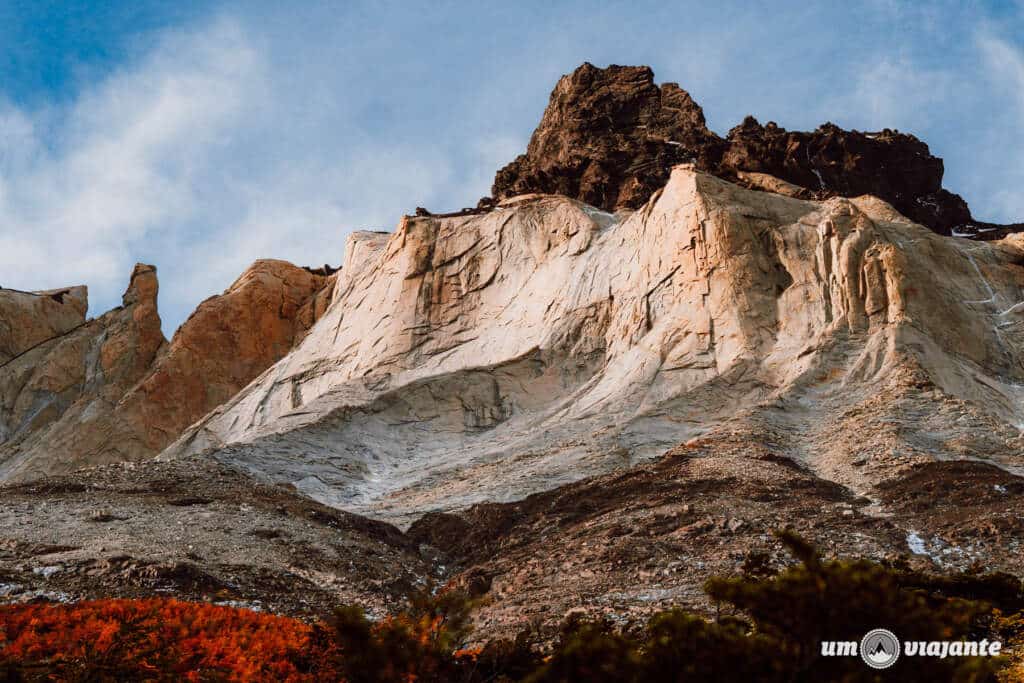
<box><xmin>490</xmin><ymin>62</ymin><xmax>1020</xmax><ymax>237</ymax></box>
<box><xmin>720</xmin><ymin>117</ymin><xmax>968</xmax><ymax>234</ymax></box>
<box><xmin>491</xmin><ymin>64</ymin><xmax>723</xmax><ymax>212</ymax></box>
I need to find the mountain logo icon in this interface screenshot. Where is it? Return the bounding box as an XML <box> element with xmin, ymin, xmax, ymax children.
<box><xmin>860</xmin><ymin>629</ymin><xmax>900</xmax><ymax>669</ymax></box>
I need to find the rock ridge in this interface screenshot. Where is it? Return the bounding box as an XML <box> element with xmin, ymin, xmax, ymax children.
<box><xmin>0</xmin><ymin>259</ymin><xmax>336</xmax><ymax>481</ymax></box>
<box><xmin>488</xmin><ymin>62</ymin><xmax>1021</xmax><ymax>238</ymax></box>
<box><xmin>163</xmin><ymin>165</ymin><xmax>1024</xmax><ymax>524</ymax></box>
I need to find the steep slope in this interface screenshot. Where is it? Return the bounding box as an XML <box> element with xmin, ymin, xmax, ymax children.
<box><xmin>409</xmin><ymin>443</ymin><xmax>1024</xmax><ymax>640</ymax></box>
<box><xmin>0</xmin><ymin>457</ymin><xmax>431</xmax><ymax>618</ymax></box>
<box><xmin>489</xmin><ymin>63</ymin><xmax>1021</xmax><ymax>238</ymax></box>
<box><xmin>0</xmin><ymin>260</ymin><xmax>334</xmax><ymax>482</ymax></box>
<box><xmin>164</xmin><ymin>166</ymin><xmax>1024</xmax><ymax>524</ymax></box>
<box><xmin>111</xmin><ymin>260</ymin><xmax>334</xmax><ymax>458</ymax></box>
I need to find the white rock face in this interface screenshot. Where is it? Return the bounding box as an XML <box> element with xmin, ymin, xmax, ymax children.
<box><xmin>163</xmin><ymin>167</ymin><xmax>1024</xmax><ymax>522</ymax></box>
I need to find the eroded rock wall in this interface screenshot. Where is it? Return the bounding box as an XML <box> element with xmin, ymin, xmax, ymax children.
<box><xmin>164</xmin><ymin>167</ymin><xmax>1024</xmax><ymax>523</ymax></box>
<box><xmin>0</xmin><ymin>265</ymin><xmax>166</xmax><ymax>480</ymax></box>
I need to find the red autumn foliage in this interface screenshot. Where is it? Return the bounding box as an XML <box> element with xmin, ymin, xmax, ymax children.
<box><xmin>0</xmin><ymin>598</ymin><xmax>334</xmax><ymax>682</ymax></box>
<box><xmin>3</xmin><ymin>538</ymin><xmax>1020</xmax><ymax>681</ymax></box>
<box><xmin>0</xmin><ymin>592</ymin><xmax>481</xmax><ymax>682</ymax></box>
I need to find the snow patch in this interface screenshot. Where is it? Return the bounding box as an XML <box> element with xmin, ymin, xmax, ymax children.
<box><xmin>906</xmin><ymin>531</ymin><xmax>928</xmax><ymax>555</ymax></box>
<box><xmin>963</xmin><ymin>251</ymin><xmax>997</xmax><ymax>305</ymax></box>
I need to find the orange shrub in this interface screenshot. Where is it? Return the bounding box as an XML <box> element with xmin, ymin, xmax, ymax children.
<box><xmin>0</xmin><ymin>598</ymin><xmax>335</xmax><ymax>681</ymax></box>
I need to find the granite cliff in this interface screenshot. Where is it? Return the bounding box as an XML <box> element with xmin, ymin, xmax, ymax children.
<box><xmin>163</xmin><ymin>166</ymin><xmax>1024</xmax><ymax>526</ymax></box>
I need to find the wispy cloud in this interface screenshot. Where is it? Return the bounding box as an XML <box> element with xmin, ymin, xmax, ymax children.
<box><xmin>975</xmin><ymin>33</ymin><xmax>1024</xmax><ymax>220</ymax></box>
<box><xmin>0</xmin><ymin>15</ymin><xmax>478</xmax><ymax>333</ymax></box>
<box><xmin>827</xmin><ymin>57</ymin><xmax>957</xmax><ymax>129</ymax></box>
<box><xmin>0</xmin><ymin>18</ymin><xmax>257</xmax><ymax>325</ymax></box>
<box><xmin>978</xmin><ymin>34</ymin><xmax>1024</xmax><ymax>113</ymax></box>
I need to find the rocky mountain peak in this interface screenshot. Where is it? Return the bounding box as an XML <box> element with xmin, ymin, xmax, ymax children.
<box><xmin>490</xmin><ymin>62</ymin><xmax>1020</xmax><ymax>238</ymax></box>
<box><xmin>3</xmin><ymin>63</ymin><xmax>1024</xmax><ymax>647</ymax></box>
<box><xmin>492</xmin><ymin>62</ymin><xmax>720</xmax><ymax>211</ymax></box>
<box><xmin>0</xmin><ymin>258</ymin><xmax>335</xmax><ymax>481</ymax></box>
<box><xmin>163</xmin><ymin>165</ymin><xmax>1024</xmax><ymax>529</ymax></box>
<box><xmin>123</xmin><ymin>263</ymin><xmax>159</xmax><ymax>306</ymax></box>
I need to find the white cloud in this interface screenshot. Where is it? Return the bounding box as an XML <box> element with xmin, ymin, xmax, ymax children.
<box><xmin>0</xmin><ymin>15</ymin><xmax>477</xmax><ymax>334</ymax></box>
<box><xmin>821</xmin><ymin>56</ymin><xmax>958</xmax><ymax>131</ymax></box>
<box><xmin>978</xmin><ymin>35</ymin><xmax>1024</xmax><ymax>113</ymax></box>
<box><xmin>0</xmin><ymin>18</ymin><xmax>258</xmax><ymax>325</ymax></box>
<box><xmin>973</xmin><ymin>34</ymin><xmax>1024</xmax><ymax>220</ymax></box>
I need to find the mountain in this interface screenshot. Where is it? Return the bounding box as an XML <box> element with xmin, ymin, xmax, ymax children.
<box><xmin>1</xmin><ymin>63</ymin><xmax>1022</xmax><ymax>640</ymax></box>
<box><xmin>162</xmin><ymin>165</ymin><xmax>1024</xmax><ymax>525</ymax></box>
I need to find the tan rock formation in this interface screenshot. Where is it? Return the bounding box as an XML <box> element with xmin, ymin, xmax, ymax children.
<box><xmin>0</xmin><ymin>260</ymin><xmax>334</xmax><ymax>481</ymax></box>
<box><xmin>163</xmin><ymin>166</ymin><xmax>1024</xmax><ymax>524</ymax></box>
<box><xmin>116</xmin><ymin>259</ymin><xmax>333</xmax><ymax>455</ymax></box>
<box><xmin>0</xmin><ymin>265</ymin><xmax>165</xmax><ymax>480</ymax></box>
<box><xmin>0</xmin><ymin>285</ymin><xmax>88</xmax><ymax>363</ymax></box>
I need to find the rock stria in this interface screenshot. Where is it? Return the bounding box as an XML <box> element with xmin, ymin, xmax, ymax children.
<box><xmin>164</xmin><ymin>166</ymin><xmax>1024</xmax><ymax>528</ymax></box>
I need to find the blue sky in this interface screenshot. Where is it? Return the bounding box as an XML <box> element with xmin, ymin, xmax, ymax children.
<box><xmin>1</xmin><ymin>1</ymin><xmax>1022</xmax><ymax>333</ymax></box>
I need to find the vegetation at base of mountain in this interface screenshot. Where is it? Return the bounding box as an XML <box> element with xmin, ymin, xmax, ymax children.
<box><xmin>2</xmin><ymin>531</ymin><xmax>1020</xmax><ymax>682</ymax></box>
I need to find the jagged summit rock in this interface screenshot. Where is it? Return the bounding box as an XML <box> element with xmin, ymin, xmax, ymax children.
<box><xmin>163</xmin><ymin>166</ymin><xmax>1024</xmax><ymax>525</ymax></box>
<box><xmin>0</xmin><ymin>259</ymin><xmax>335</xmax><ymax>481</ymax></box>
<box><xmin>720</xmin><ymin>117</ymin><xmax>968</xmax><ymax>233</ymax></box>
<box><xmin>491</xmin><ymin>63</ymin><xmax>721</xmax><ymax>212</ymax></box>
<box><xmin>0</xmin><ymin>263</ymin><xmax>165</xmax><ymax>480</ymax></box>
<box><xmin>490</xmin><ymin>62</ymin><xmax>1020</xmax><ymax>238</ymax></box>
<box><xmin>111</xmin><ymin>259</ymin><xmax>335</xmax><ymax>459</ymax></box>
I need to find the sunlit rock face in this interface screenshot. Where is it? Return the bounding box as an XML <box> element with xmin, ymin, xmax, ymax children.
<box><xmin>0</xmin><ymin>260</ymin><xmax>333</xmax><ymax>481</ymax></box>
<box><xmin>0</xmin><ymin>285</ymin><xmax>88</xmax><ymax>364</ymax></box>
<box><xmin>0</xmin><ymin>265</ymin><xmax>165</xmax><ymax>480</ymax></box>
<box><xmin>164</xmin><ymin>166</ymin><xmax>1024</xmax><ymax>524</ymax></box>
